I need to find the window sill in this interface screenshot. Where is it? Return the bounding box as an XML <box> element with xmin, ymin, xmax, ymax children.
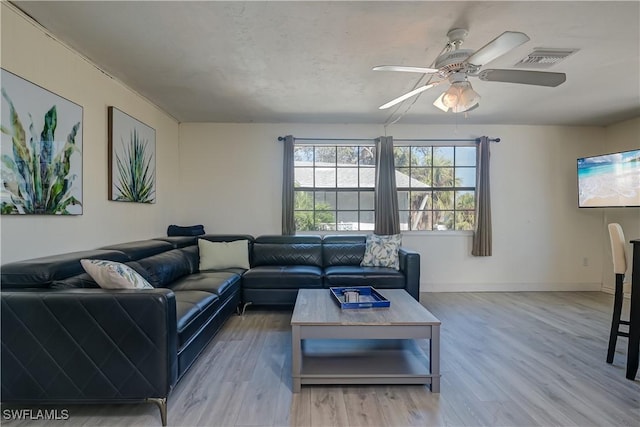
<box><xmin>296</xmin><ymin>230</ymin><xmax>474</xmax><ymax>237</ymax></box>
<box><xmin>401</xmin><ymin>230</ymin><xmax>474</xmax><ymax>237</ymax></box>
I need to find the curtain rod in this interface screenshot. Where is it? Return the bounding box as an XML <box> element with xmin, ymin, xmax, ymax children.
<box><xmin>277</xmin><ymin>136</ymin><xmax>501</xmax><ymax>143</ymax></box>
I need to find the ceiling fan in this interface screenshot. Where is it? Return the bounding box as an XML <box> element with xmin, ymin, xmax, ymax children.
<box><xmin>374</xmin><ymin>28</ymin><xmax>567</xmax><ymax>113</ymax></box>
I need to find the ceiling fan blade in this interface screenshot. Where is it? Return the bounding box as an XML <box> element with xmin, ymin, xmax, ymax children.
<box><xmin>379</xmin><ymin>83</ymin><xmax>438</xmax><ymax>110</ymax></box>
<box><xmin>478</xmin><ymin>69</ymin><xmax>566</xmax><ymax>87</ymax></box>
<box><xmin>373</xmin><ymin>65</ymin><xmax>439</xmax><ymax>74</ymax></box>
<box><xmin>466</xmin><ymin>31</ymin><xmax>530</xmax><ymax>66</ymax></box>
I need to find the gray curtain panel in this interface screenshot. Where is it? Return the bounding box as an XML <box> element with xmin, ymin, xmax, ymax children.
<box><xmin>472</xmin><ymin>136</ymin><xmax>492</xmax><ymax>256</ymax></box>
<box><xmin>374</xmin><ymin>136</ymin><xmax>400</xmax><ymax>235</ymax></box>
<box><xmin>281</xmin><ymin>135</ymin><xmax>295</xmax><ymax>235</ymax></box>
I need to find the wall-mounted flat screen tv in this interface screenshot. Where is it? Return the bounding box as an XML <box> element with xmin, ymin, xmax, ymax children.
<box><xmin>577</xmin><ymin>148</ymin><xmax>640</xmax><ymax>208</ymax></box>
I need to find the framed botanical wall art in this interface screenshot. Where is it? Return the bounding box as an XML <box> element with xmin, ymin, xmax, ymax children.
<box><xmin>108</xmin><ymin>107</ymin><xmax>156</xmax><ymax>203</ymax></box>
<box><xmin>1</xmin><ymin>68</ymin><xmax>83</xmax><ymax>215</ymax></box>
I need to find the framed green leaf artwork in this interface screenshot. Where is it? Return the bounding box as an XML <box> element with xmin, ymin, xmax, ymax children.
<box><xmin>1</xmin><ymin>69</ymin><xmax>83</xmax><ymax>215</ymax></box>
<box><xmin>108</xmin><ymin>107</ymin><xmax>156</xmax><ymax>203</ymax></box>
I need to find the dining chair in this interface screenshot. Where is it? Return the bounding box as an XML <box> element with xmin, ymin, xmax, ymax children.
<box><xmin>607</xmin><ymin>223</ymin><xmax>630</xmax><ymax>363</ymax></box>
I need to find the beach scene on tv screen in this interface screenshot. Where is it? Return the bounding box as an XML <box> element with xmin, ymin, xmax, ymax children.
<box><xmin>578</xmin><ymin>149</ymin><xmax>640</xmax><ymax>207</ymax></box>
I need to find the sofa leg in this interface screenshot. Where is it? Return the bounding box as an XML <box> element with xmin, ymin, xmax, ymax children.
<box><xmin>240</xmin><ymin>301</ymin><xmax>252</xmax><ymax>316</ymax></box>
<box><xmin>147</xmin><ymin>397</ymin><xmax>167</xmax><ymax>426</ymax></box>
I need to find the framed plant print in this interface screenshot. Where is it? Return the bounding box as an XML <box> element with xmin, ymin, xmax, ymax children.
<box><xmin>108</xmin><ymin>107</ymin><xmax>156</xmax><ymax>203</ymax></box>
<box><xmin>1</xmin><ymin>68</ymin><xmax>83</xmax><ymax>215</ymax></box>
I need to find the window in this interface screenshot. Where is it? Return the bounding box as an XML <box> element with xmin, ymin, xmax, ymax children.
<box><xmin>294</xmin><ymin>144</ymin><xmax>376</xmax><ymax>231</ymax></box>
<box><xmin>292</xmin><ymin>142</ymin><xmax>477</xmax><ymax>233</ymax></box>
<box><xmin>395</xmin><ymin>145</ymin><xmax>476</xmax><ymax>231</ymax></box>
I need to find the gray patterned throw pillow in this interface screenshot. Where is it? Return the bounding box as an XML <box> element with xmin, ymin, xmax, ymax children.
<box><xmin>81</xmin><ymin>259</ymin><xmax>154</xmax><ymax>289</ymax></box>
<box><xmin>360</xmin><ymin>234</ymin><xmax>402</xmax><ymax>270</ymax></box>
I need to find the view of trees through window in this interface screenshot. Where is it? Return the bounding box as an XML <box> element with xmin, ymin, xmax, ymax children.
<box><xmin>293</xmin><ymin>143</ymin><xmax>476</xmax><ymax>232</ymax></box>
<box><xmin>395</xmin><ymin>145</ymin><xmax>476</xmax><ymax>231</ymax></box>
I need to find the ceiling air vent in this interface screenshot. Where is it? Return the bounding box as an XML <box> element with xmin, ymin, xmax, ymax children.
<box><xmin>514</xmin><ymin>48</ymin><xmax>579</xmax><ymax>69</ymax></box>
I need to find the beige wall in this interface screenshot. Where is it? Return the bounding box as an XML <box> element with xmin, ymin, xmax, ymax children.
<box><xmin>0</xmin><ymin>4</ymin><xmax>180</xmax><ymax>263</ymax></box>
<box><xmin>600</xmin><ymin>117</ymin><xmax>640</xmax><ymax>292</ymax></box>
<box><xmin>178</xmin><ymin>122</ymin><xmax>608</xmax><ymax>292</ymax></box>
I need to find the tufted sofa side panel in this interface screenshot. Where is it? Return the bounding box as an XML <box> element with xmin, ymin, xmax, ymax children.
<box><xmin>1</xmin><ymin>289</ymin><xmax>178</xmax><ymax>402</ymax></box>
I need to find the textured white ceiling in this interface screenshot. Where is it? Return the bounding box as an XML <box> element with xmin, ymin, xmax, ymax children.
<box><xmin>12</xmin><ymin>1</ymin><xmax>640</xmax><ymax>126</ymax></box>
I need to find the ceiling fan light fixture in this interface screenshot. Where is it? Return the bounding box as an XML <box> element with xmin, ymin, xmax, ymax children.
<box><xmin>459</xmin><ymin>84</ymin><xmax>480</xmax><ymax>111</ymax></box>
<box><xmin>441</xmin><ymin>81</ymin><xmax>480</xmax><ymax>113</ymax></box>
<box><xmin>442</xmin><ymin>84</ymin><xmax>461</xmax><ymax>108</ymax></box>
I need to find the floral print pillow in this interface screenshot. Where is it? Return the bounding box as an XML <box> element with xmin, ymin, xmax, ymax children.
<box><xmin>81</xmin><ymin>259</ymin><xmax>153</xmax><ymax>289</ymax></box>
<box><xmin>360</xmin><ymin>234</ymin><xmax>402</xmax><ymax>270</ymax></box>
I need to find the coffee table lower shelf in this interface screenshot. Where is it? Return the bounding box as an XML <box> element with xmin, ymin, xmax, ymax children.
<box><xmin>296</xmin><ymin>339</ymin><xmax>435</xmax><ymax>387</ymax></box>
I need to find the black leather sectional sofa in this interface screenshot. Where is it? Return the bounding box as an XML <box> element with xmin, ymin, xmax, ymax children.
<box><xmin>0</xmin><ymin>234</ymin><xmax>420</xmax><ymax>425</ymax></box>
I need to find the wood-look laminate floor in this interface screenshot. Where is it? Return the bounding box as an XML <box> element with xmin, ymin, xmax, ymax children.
<box><xmin>2</xmin><ymin>292</ymin><xmax>639</xmax><ymax>426</ymax></box>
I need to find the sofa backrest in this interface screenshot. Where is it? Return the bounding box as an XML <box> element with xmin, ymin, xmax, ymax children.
<box><xmin>51</xmin><ymin>260</ymin><xmax>153</xmax><ymax>290</ymax></box>
<box><xmin>251</xmin><ymin>235</ymin><xmax>322</xmax><ymax>267</ymax></box>
<box><xmin>322</xmin><ymin>235</ymin><xmax>367</xmax><ymax>266</ymax></box>
<box><xmin>99</xmin><ymin>239</ymin><xmax>174</xmax><ymax>260</ymax></box>
<box><xmin>154</xmin><ymin>236</ymin><xmax>199</xmax><ymax>248</ymax></box>
<box><xmin>0</xmin><ymin>249</ymin><xmax>129</xmax><ymax>289</ymax></box>
<box><xmin>136</xmin><ymin>248</ymin><xmax>195</xmax><ymax>288</ymax></box>
<box><xmin>198</xmin><ymin>235</ymin><xmax>255</xmax><ymax>244</ymax></box>
<box><xmin>1</xmin><ymin>238</ymin><xmax>197</xmax><ymax>290</ymax></box>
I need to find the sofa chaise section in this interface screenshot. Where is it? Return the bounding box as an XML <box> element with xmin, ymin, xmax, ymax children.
<box><xmin>0</xmin><ymin>236</ymin><xmax>244</xmax><ymax>426</ymax></box>
<box><xmin>100</xmin><ymin>238</ymin><xmax>243</xmax><ymax>378</ymax></box>
<box><xmin>0</xmin><ymin>247</ymin><xmax>179</xmax><ymax>424</ymax></box>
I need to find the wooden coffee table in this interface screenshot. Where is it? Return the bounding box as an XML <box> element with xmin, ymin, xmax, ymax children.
<box><xmin>291</xmin><ymin>289</ymin><xmax>441</xmax><ymax>392</ymax></box>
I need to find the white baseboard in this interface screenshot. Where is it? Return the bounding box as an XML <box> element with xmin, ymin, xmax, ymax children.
<box><xmin>422</xmin><ymin>282</ymin><xmax>603</xmax><ymax>292</ymax></box>
<box><xmin>600</xmin><ymin>284</ymin><xmax>632</xmax><ymax>298</ymax></box>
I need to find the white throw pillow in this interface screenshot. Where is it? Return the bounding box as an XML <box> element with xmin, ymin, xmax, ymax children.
<box><xmin>198</xmin><ymin>239</ymin><xmax>250</xmax><ymax>270</ymax></box>
<box><xmin>360</xmin><ymin>234</ymin><xmax>402</xmax><ymax>270</ymax></box>
<box><xmin>80</xmin><ymin>259</ymin><xmax>153</xmax><ymax>289</ymax></box>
